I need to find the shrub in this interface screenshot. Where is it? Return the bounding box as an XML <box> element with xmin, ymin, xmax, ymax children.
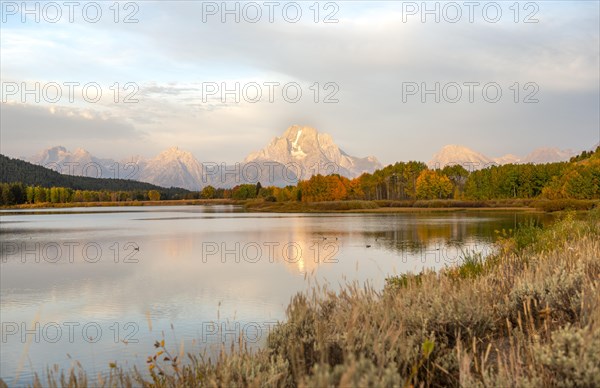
<box><xmin>534</xmin><ymin>325</ymin><xmax>600</xmax><ymax>388</ymax></box>
<box><xmin>532</xmin><ymin>199</ymin><xmax>599</xmax><ymax>212</ymax></box>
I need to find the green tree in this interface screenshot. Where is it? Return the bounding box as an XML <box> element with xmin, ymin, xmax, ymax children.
<box><xmin>50</xmin><ymin>187</ymin><xmax>60</xmax><ymax>203</ymax></box>
<box><xmin>26</xmin><ymin>186</ymin><xmax>34</xmax><ymax>203</ymax></box>
<box><xmin>201</xmin><ymin>185</ymin><xmax>216</xmax><ymax>199</ymax></box>
<box><xmin>256</xmin><ymin>182</ymin><xmax>262</xmax><ymax>196</ymax></box>
<box><xmin>1</xmin><ymin>184</ymin><xmax>15</xmax><ymax>205</ymax></box>
<box><xmin>232</xmin><ymin>184</ymin><xmax>257</xmax><ymax>200</ymax></box>
<box><xmin>441</xmin><ymin>164</ymin><xmax>469</xmax><ymax>198</ymax></box>
<box><xmin>33</xmin><ymin>186</ymin><xmax>47</xmax><ymax>203</ymax></box>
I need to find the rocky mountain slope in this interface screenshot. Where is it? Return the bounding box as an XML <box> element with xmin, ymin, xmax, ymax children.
<box><xmin>245</xmin><ymin>125</ymin><xmax>382</xmax><ymax>179</ymax></box>
<box><xmin>428</xmin><ymin>145</ymin><xmax>578</xmax><ymax>170</ymax></box>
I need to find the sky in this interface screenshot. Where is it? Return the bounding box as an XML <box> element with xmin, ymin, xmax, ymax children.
<box><xmin>1</xmin><ymin>0</ymin><xmax>599</xmax><ymax>165</ymax></box>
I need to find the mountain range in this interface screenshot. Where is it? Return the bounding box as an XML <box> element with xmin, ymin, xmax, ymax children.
<box><xmin>25</xmin><ymin>125</ymin><xmax>381</xmax><ymax>190</ymax></box>
<box><xmin>23</xmin><ymin>126</ymin><xmax>591</xmax><ymax>190</ymax></box>
<box><xmin>29</xmin><ymin>146</ymin><xmax>117</xmax><ymax>179</ymax></box>
<box><xmin>427</xmin><ymin>144</ymin><xmax>579</xmax><ymax>170</ymax></box>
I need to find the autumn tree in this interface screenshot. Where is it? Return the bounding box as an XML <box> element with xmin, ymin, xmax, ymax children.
<box><xmin>345</xmin><ymin>178</ymin><xmax>364</xmax><ymax>199</ymax></box>
<box><xmin>299</xmin><ymin>174</ymin><xmax>349</xmax><ymax>202</ymax></box>
<box><xmin>542</xmin><ymin>154</ymin><xmax>600</xmax><ymax>199</ymax></box>
<box><xmin>148</xmin><ymin>190</ymin><xmax>161</xmax><ymax>201</ymax></box>
<box><xmin>416</xmin><ymin>170</ymin><xmax>453</xmax><ymax>199</ymax></box>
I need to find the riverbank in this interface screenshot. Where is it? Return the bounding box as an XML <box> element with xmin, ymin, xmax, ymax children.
<box><xmin>244</xmin><ymin>200</ymin><xmax>537</xmax><ymax>213</ymax></box>
<box><xmin>14</xmin><ymin>209</ymin><xmax>600</xmax><ymax>387</ymax></box>
<box><xmin>243</xmin><ymin>198</ymin><xmax>598</xmax><ymax>213</ymax></box>
<box><xmin>2</xmin><ymin>198</ymin><xmax>597</xmax><ymax>213</ymax></box>
<box><xmin>0</xmin><ymin>198</ymin><xmax>239</xmax><ymax>210</ymax></box>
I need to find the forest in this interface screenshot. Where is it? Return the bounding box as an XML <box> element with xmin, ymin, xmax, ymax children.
<box><xmin>248</xmin><ymin>146</ymin><xmax>600</xmax><ymax>202</ymax></box>
<box><xmin>0</xmin><ymin>154</ymin><xmax>189</xmax><ymax>205</ymax></box>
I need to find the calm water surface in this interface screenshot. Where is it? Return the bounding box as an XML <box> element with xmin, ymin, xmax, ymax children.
<box><xmin>0</xmin><ymin>205</ymin><xmax>552</xmax><ymax>384</ymax></box>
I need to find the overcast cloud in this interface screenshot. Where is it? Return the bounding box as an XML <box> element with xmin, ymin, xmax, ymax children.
<box><xmin>1</xmin><ymin>1</ymin><xmax>598</xmax><ymax>163</ymax></box>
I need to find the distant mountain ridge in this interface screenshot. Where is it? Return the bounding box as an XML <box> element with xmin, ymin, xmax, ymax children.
<box><xmin>29</xmin><ymin>146</ymin><xmax>117</xmax><ymax>179</ymax></box>
<box><xmin>24</xmin><ymin>126</ymin><xmax>382</xmax><ymax>189</ymax></box>
<box><xmin>428</xmin><ymin>145</ymin><xmax>493</xmax><ymax>169</ymax></box>
<box><xmin>27</xmin><ymin>146</ymin><xmax>207</xmax><ymax>191</ymax></box>
<box><xmin>135</xmin><ymin>147</ymin><xmax>205</xmax><ymax>191</ymax></box>
<box><xmin>0</xmin><ymin>154</ymin><xmax>188</xmax><ymax>195</ymax></box>
<box><xmin>521</xmin><ymin>148</ymin><xmax>577</xmax><ymax>164</ymax></box>
<box><xmin>22</xmin><ymin>129</ymin><xmax>592</xmax><ymax>189</ymax></box>
<box><xmin>428</xmin><ymin>144</ymin><xmax>579</xmax><ymax>169</ymax></box>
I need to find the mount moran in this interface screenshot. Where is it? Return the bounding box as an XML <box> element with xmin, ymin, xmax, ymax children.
<box><xmin>25</xmin><ymin>126</ymin><xmax>583</xmax><ymax>190</ymax></box>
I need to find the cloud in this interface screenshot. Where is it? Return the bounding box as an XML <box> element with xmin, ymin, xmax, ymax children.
<box><xmin>0</xmin><ymin>103</ymin><xmax>146</xmax><ymax>158</ymax></box>
<box><xmin>0</xmin><ymin>1</ymin><xmax>598</xmax><ymax>164</ymax></box>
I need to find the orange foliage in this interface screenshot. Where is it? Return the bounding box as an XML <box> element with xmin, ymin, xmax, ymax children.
<box><xmin>300</xmin><ymin>174</ymin><xmax>350</xmax><ymax>202</ymax></box>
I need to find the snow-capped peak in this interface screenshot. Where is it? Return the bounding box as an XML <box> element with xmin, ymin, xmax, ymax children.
<box><xmin>137</xmin><ymin>147</ymin><xmax>204</xmax><ymax>190</ymax></box>
<box><xmin>290</xmin><ymin>129</ymin><xmax>307</xmax><ymax>159</ymax></box>
<box><xmin>428</xmin><ymin>144</ymin><xmax>493</xmax><ymax>169</ymax></box>
<box><xmin>245</xmin><ymin>125</ymin><xmax>381</xmax><ymax>178</ymax></box>
<box><xmin>429</xmin><ymin>144</ymin><xmax>579</xmax><ymax>169</ymax></box>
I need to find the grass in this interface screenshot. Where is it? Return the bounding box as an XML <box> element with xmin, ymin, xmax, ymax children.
<box><xmin>0</xmin><ymin>199</ymin><xmax>239</xmax><ymax>210</ymax></box>
<box><xmin>5</xmin><ymin>198</ymin><xmax>597</xmax><ymax>213</ymax></box>
<box><xmin>448</xmin><ymin>250</ymin><xmax>486</xmax><ymax>280</ymax></box>
<box><xmin>375</xmin><ymin>199</ymin><xmax>536</xmax><ymax>208</ymax></box>
<box><xmin>4</xmin><ymin>210</ymin><xmax>600</xmax><ymax>387</ymax></box>
<box><xmin>243</xmin><ymin>199</ymin><xmax>380</xmax><ymax>212</ymax></box>
<box><xmin>245</xmin><ymin>198</ymin><xmax>599</xmax><ymax>213</ymax></box>
<box><xmin>244</xmin><ymin>199</ymin><xmax>536</xmax><ymax>213</ymax></box>
<box><xmin>530</xmin><ymin>199</ymin><xmax>599</xmax><ymax>212</ymax></box>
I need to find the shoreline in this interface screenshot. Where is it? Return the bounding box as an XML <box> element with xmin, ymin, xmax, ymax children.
<box><xmin>326</xmin><ymin>206</ymin><xmax>540</xmax><ymax>213</ymax></box>
<box><xmin>0</xmin><ymin>198</ymin><xmax>239</xmax><ymax>210</ymax></box>
<box><xmin>1</xmin><ymin>198</ymin><xmax>597</xmax><ymax>213</ymax></box>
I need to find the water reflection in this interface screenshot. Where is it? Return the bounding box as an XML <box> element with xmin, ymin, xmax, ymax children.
<box><xmin>0</xmin><ymin>206</ymin><xmax>552</xmax><ymax>385</ymax></box>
